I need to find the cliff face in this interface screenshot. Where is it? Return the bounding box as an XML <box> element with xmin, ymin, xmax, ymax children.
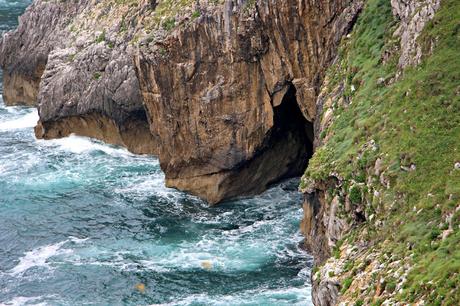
<box><xmin>2</xmin><ymin>0</ymin><xmax>457</xmax><ymax>304</ymax></box>
<box><xmin>0</xmin><ymin>0</ymin><xmax>86</xmax><ymax>106</ymax></box>
<box><xmin>0</xmin><ymin>0</ymin><xmax>363</xmax><ymax>203</ymax></box>
<box><xmin>302</xmin><ymin>0</ymin><xmax>441</xmax><ymax>263</ymax></box>
<box><xmin>0</xmin><ymin>0</ymin><xmax>158</xmax><ymax>154</ymax></box>
<box><xmin>135</xmin><ymin>0</ymin><xmax>363</xmax><ymax>203</ymax></box>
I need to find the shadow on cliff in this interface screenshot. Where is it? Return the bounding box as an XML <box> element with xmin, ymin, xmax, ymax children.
<box><xmin>212</xmin><ymin>83</ymin><xmax>315</xmax><ymax>204</ymax></box>
<box><xmin>270</xmin><ymin>84</ymin><xmax>314</xmax><ymax>178</ymax></box>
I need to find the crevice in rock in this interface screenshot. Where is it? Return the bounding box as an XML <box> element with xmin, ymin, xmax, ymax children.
<box><xmin>119</xmin><ymin>108</ymin><xmax>160</xmax><ymax>155</ymax></box>
<box><xmin>227</xmin><ymin>82</ymin><xmax>316</xmax><ymax>193</ymax></box>
<box><xmin>231</xmin><ymin>82</ymin><xmax>315</xmax><ymax>184</ymax></box>
<box><xmin>354</xmin><ymin>210</ymin><xmax>366</xmax><ymax>223</ymax></box>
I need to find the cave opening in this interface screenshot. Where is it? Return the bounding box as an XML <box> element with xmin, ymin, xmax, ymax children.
<box><xmin>269</xmin><ymin>83</ymin><xmax>314</xmax><ymax>180</ymax></box>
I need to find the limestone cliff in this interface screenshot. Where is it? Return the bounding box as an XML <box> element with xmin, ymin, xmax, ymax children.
<box><xmin>135</xmin><ymin>0</ymin><xmax>363</xmax><ymax>203</ymax></box>
<box><xmin>0</xmin><ymin>0</ymin><xmax>85</xmax><ymax>106</ymax></box>
<box><xmin>0</xmin><ymin>0</ymin><xmax>363</xmax><ymax>203</ymax></box>
<box><xmin>2</xmin><ymin>0</ymin><xmax>458</xmax><ymax>304</ymax></box>
<box><xmin>0</xmin><ymin>0</ymin><xmax>158</xmax><ymax>154</ymax></box>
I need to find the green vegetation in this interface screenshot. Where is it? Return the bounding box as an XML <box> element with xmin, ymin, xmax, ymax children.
<box><xmin>68</xmin><ymin>53</ymin><xmax>76</xmax><ymax>62</ymax></box>
<box><xmin>354</xmin><ymin>300</ymin><xmax>364</xmax><ymax>306</ymax></box>
<box><xmin>341</xmin><ymin>277</ymin><xmax>353</xmax><ymax>294</ymax></box>
<box><xmin>244</xmin><ymin>0</ymin><xmax>256</xmax><ymax>12</ymax></box>
<box><xmin>93</xmin><ymin>72</ymin><xmax>102</xmax><ymax>80</ymax></box>
<box><xmin>95</xmin><ymin>29</ymin><xmax>113</xmax><ymax>48</ymax></box>
<box><xmin>302</xmin><ymin>147</ymin><xmax>334</xmax><ymax>181</ymax></box>
<box><xmin>343</xmin><ymin>259</ymin><xmax>354</xmax><ymax>272</ymax></box>
<box><xmin>114</xmin><ymin>0</ymin><xmax>137</xmax><ymax>4</ymax></box>
<box><xmin>150</xmin><ymin>0</ymin><xmax>223</xmax><ymax>30</ymax></box>
<box><xmin>303</xmin><ymin>0</ymin><xmax>460</xmax><ymax>303</ymax></box>
<box><xmin>162</xmin><ymin>17</ymin><xmax>176</xmax><ymax>31</ymax></box>
<box><xmin>371</xmin><ymin>300</ymin><xmax>383</xmax><ymax>306</ymax></box>
<box><xmin>385</xmin><ymin>278</ymin><xmax>397</xmax><ymax>293</ymax></box>
<box><xmin>349</xmin><ymin>186</ymin><xmax>362</xmax><ymax>204</ymax></box>
<box><xmin>191</xmin><ymin>10</ymin><xmax>200</xmax><ymax>19</ymax></box>
<box><xmin>332</xmin><ymin>239</ymin><xmax>344</xmax><ymax>259</ymax></box>
<box><xmin>95</xmin><ymin>30</ymin><xmax>106</xmax><ymax>43</ymax></box>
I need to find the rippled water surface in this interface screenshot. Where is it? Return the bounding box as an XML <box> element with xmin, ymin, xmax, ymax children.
<box><xmin>0</xmin><ymin>1</ymin><xmax>312</xmax><ymax>305</ymax></box>
<box><xmin>0</xmin><ymin>0</ymin><xmax>30</xmax><ymax>33</ymax></box>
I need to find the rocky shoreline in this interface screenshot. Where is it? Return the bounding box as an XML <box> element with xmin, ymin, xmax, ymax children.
<box><xmin>0</xmin><ymin>0</ymin><xmax>364</xmax><ymax>204</ymax></box>
<box><xmin>1</xmin><ymin>0</ymin><xmax>450</xmax><ymax>304</ymax></box>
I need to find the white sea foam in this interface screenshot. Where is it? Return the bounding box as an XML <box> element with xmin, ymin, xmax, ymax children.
<box><xmin>0</xmin><ymin>110</ymin><xmax>38</xmax><ymax>131</ymax></box>
<box><xmin>68</xmin><ymin>236</ymin><xmax>89</xmax><ymax>244</ymax></box>
<box><xmin>151</xmin><ymin>286</ymin><xmax>311</xmax><ymax>306</ymax></box>
<box><xmin>9</xmin><ymin>237</ymin><xmax>87</xmax><ymax>276</ymax></box>
<box><xmin>37</xmin><ymin>134</ymin><xmax>134</xmax><ymax>157</ymax></box>
<box><xmin>137</xmin><ymin>234</ymin><xmax>272</xmax><ymax>273</ymax></box>
<box><xmin>1</xmin><ymin>296</ymin><xmax>48</xmax><ymax>306</ymax></box>
<box><xmin>68</xmin><ymin>250</ymin><xmax>144</xmax><ymax>272</ymax></box>
<box><xmin>9</xmin><ymin>241</ymin><xmax>68</xmax><ymax>276</ymax></box>
<box><xmin>60</xmin><ymin>236</ymin><xmax>262</xmax><ymax>274</ymax></box>
<box><xmin>141</xmin><ymin>250</ymin><xmax>227</xmax><ymax>271</ymax></box>
<box><xmin>114</xmin><ymin>175</ymin><xmax>186</xmax><ymax>204</ymax></box>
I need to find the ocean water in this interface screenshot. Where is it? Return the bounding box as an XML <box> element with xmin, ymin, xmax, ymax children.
<box><xmin>0</xmin><ymin>0</ymin><xmax>30</xmax><ymax>33</ymax></box>
<box><xmin>0</xmin><ymin>1</ymin><xmax>312</xmax><ymax>305</ymax></box>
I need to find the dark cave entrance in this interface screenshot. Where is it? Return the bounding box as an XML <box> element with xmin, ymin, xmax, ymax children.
<box><xmin>269</xmin><ymin>83</ymin><xmax>314</xmax><ymax>180</ymax></box>
<box><xmin>220</xmin><ymin>82</ymin><xmax>315</xmax><ymax>201</ymax></box>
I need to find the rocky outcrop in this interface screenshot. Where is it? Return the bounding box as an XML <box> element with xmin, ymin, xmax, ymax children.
<box><xmin>0</xmin><ymin>0</ymin><xmax>86</xmax><ymax>105</ymax></box>
<box><xmin>135</xmin><ymin>0</ymin><xmax>364</xmax><ymax>203</ymax></box>
<box><xmin>1</xmin><ymin>0</ymin><xmax>453</xmax><ymax>304</ymax></box>
<box><xmin>34</xmin><ymin>41</ymin><xmax>158</xmax><ymax>154</ymax></box>
<box><xmin>391</xmin><ymin>0</ymin><xmax>441</xmax><ymax>68</ymax></box>
<box><xmin>2</xmin><ymin>0</ymin><xmax>452</xmax><ymax>304</ymax></box>
<box><xmin>0</xmin><ymin>0</ymin><xmax>158</xmax><ymax>154</ymax></box>
<box><xmin>1</xmin><ymin>0</ymin><xmax>363</xmax><ymax>203</ymax></box>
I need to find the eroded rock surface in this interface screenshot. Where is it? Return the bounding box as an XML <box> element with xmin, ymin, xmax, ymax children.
<box><xmin>136</xmin><ymin>0</ymin><xmax>364</xmax><ymax>203</ymax></box>
<box><xmin>0</xmin><ymin>0</ymin><xmax>158</xmax><ymax>153</ymax></box>
<box><xmin>1</xmin><ymin>0</ymin><xmax>363</xmax><ymax>203</ymax></box>
<box><xmin>0</xmin><ymin>0</ymin><xmax>85</xmax><ymax>105</ymax></box>
<box><xmin>391</xmin><ymin>0</ymin><xmax>441</xmax><ymax>67</ymax></box>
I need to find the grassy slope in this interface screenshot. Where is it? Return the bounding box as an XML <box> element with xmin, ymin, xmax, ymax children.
<box><xmin>302</xmin><ymin>0</ymin><xmax>460</xmax><ymax>303</ymax></box>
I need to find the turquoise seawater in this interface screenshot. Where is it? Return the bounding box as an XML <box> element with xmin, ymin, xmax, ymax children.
<box><xmin>0</xmin><ymin>1</ymin><xmax>313</xmax><ymax>305</ymax></box>
<box><xmin>0</xmin><ymin>0</ymin><xmax>30</xmax><ymax>33</ymax></box>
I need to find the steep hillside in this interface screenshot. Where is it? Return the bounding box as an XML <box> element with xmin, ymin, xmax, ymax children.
<box><xmin>301</xmin><ymin>0</ymin><xmax>460</xmax><ymax>304</ymax></box>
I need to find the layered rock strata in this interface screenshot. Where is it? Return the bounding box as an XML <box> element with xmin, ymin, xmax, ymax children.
<box><xmin>1</xmin><ymin>0</ymin><xmax>446</xmax><ymax>304</ymax></box>
<box><xmin>0</xmin><ymin>0</ymin><xmax>86</xmax><ymax>106</ymax></box>
<box><xmin>0</xmin><ymin>0</ymin><xmax>158</xmax><ymax>154</ymax></box>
